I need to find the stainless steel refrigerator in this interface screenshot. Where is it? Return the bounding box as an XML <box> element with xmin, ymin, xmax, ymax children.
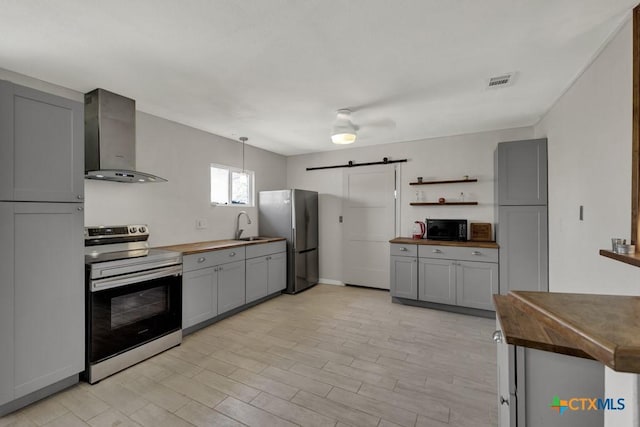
<box><xmin>258</xmin><ymin>189</ymin><xmax>319</xmax><ymax>294</ymax></box>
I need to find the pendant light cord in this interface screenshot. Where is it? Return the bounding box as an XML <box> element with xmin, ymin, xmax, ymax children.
<box><xmin>240</xmin><ymin>137</ymin><xmax>248</xmax><ymax>174</ymax></box>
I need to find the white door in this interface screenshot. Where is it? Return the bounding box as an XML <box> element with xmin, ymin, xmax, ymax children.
<box><xmin>343</xmin><ymin>165</ymin><xmax>397</xmax><ymax>289</ymax></box>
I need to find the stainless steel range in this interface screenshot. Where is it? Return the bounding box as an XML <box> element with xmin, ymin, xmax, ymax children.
<box><xmin>84</xmin><ymin>225</ymin><xmax>182</xmax><ymax>384</ymax></box>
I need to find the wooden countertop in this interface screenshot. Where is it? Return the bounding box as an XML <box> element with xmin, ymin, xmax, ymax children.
<box><xmin>390</xmin><ymin>237</ymin><xmax>499</xmax><ymax>249</ymax></box>
<box><xmin>157</xmin><ymin>237</ymin><xmax>286</xmax><ymax>255</ymax></box>
<box><xmin>494</xmin><ymin>291</ymin><xmax>640</xmax><ymax>373</ymax></box>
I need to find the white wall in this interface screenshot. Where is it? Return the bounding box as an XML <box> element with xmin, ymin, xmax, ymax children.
<box><xmin>0</xmin><ymin>68</ymin><xmax>287</xmax><ymax>246</ymax></box>
<box><xmin>534</xmin><ymin>17</ymin><xmax>640</xmax><ymax>295</ymax></box>
<box><xmin>286</xmin><ymin>127</ymin><xmax>534</xmax><ymax>283</ymax></box>
<box><xmin>533</xmin><ymin>17</ymin><xmax>639</xmax><ymax>426</ymax></box>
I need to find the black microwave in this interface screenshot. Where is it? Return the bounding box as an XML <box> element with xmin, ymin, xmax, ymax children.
<box><xmin>426</xmin><ymin>219</ymin><xmax>467</xmax><ymax>241</ymax></box>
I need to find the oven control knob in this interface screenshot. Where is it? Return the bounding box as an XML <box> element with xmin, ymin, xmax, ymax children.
<box><xmin>129</xmin><ymin>226</ymin><xmax>137</xmax><ymax>234</ymax></box>
<box><xmin>138</xmin><ymin>226</ymin><xmax>146</xmax><ymax>233</ymax></box>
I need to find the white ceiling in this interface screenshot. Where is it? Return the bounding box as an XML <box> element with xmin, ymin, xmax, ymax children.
<box><xmin>0</xmin><ymin>0</ymin><xmax>636</xmax><ymax>155</ymax></box>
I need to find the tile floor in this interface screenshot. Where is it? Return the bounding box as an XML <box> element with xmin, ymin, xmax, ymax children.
<box><xmin>0</xmin><ymin>285</ymin><xmax>498</xmax><ymax>427</ymax></box>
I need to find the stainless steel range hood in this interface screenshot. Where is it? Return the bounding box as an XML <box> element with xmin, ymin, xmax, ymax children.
<box><xmin>84</xmin><ymin>88</ymin><xmax>167</xmax><ymax>183</ymax></box>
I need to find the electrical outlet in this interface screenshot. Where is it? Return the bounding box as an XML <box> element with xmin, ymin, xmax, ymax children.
<box><xmin>196</xmin><ymin>219</ymin><xmax>207</xmax><ymax>229</ymax></box>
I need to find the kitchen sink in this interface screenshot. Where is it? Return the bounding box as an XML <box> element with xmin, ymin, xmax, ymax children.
<box><xmin>236</xmin><ymin>236</ymin><xmax>269</xmax><ymax>241</ymax></box>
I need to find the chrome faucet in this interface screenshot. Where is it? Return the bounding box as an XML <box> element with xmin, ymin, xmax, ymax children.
<box><xmin>235</xmin><ymin>211</ymin><xmax>252</xmax><ymax>240</ymax></box>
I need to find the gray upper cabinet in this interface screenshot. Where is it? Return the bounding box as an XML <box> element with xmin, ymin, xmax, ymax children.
<box><xmin>496</xmin><ymin>138</ymin><xmax>547</xmax><ymax>205</ymax></box>
<box><xmin>0</xmin><ymin>80</ymin><xmax>84</xmax><ymax>203</ymax></box>
<box><xmin>2</xmin><ymin>202</ymin><xmax>84</xmax><ymax>400</ymax></box>
<box><xmin>499</xmin><ymin>205</ymin><xmax>549</xmax><ymax>294</ymax></box>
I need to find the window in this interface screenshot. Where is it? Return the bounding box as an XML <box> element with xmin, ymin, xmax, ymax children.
<box><xmin>210</xmin><ymin>164</ymin><xmax>254</xmax><ymax>206</ymax></box>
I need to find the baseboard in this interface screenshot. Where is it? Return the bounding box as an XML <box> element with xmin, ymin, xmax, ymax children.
<box><xmin>318</xmin><ymin>278</ymin><xmax>345</xmax><ymax>286</ymax></box>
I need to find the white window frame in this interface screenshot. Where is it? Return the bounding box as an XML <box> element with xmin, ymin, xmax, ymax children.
<box><xmin>210</xmin><ymin>163</ymin><xmax>255</xmax><ymax>207</ymax></box>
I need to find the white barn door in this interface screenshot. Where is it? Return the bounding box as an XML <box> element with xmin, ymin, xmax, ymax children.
<box><xmin>342</xmin><ymin>165</ymin><xmax>398</xmax><ymax>289</ymax></box>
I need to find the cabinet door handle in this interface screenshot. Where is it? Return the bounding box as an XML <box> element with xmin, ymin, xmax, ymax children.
<box><xmin>492</xmin><ymin>330</ymin><xmax>503</xmax><ymax>343</ymax></box>
<box><xmin>218</xmin><ymin>266</ymin><xmax>223</xmax><ymax>271</ymax></box>
<box><xmin>197</xmin><ymin>257</ymin><xmax>206</xmax><ymax>263</ymax></box>
<box><xmin>77</xmin><ymin>195</ymin><xmax>84</xmax><ymax>200</ymax></box>
<box><xmin>77</xmin><ymin>206</ymin><xmax>83</xmax><ymax>211</ymax></box>
<box><xmin>229</xmin><ymin>252</ymin><xmax>236</xmax><ymax>257</ymax></box>
<box><xmin>432</xmin><ymin>249</ymin><xmax>442</xmax><ymax>253</ymax></box>
<box><xmin>471</xmin><ymin>251</ymin><xmax>481</xmax><ymax>256</ymax></box>
<box><xmin>399</xmin><ymin>247</ymin><xmax>408</xmax><ymax>251</ymax></box>
<box><xmin>500</xmin><ymin>396</ymin><xmax>509</xmax><ymax>406</ymax></box>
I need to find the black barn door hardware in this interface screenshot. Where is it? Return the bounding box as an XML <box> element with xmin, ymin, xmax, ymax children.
<box><xmin>306</xmin><ymin>157</ymin><xmax>407</xmax><ymax>171</ymax></box>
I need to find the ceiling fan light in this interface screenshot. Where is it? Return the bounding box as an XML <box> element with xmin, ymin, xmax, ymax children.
<box><xmin>331</xmin><ymin>132</ymin><xmax>357</xmax><ymax>144</ymax></box>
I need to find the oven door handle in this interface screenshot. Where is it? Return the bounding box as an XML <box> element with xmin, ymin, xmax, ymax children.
<box><xmin>90</xmin><ymin>265</ymin><xmax>182</xmax><ymax>292</ymax></box>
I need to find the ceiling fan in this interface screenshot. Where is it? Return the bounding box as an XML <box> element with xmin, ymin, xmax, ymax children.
<box><xmin>330</xmin><ymin>108</ymin><xmax>396</xmax><ymax>145</ymax></box>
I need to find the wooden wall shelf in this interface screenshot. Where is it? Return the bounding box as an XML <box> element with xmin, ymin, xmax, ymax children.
<box><xmin>410</xmin><ymin>178</ymin><xmax>478</xmax><ymax>185</ymax></box>
<box><xmin>410</xmin><ymin>202</ymin><xmax>478</xmax><ymax>206</ymax></box>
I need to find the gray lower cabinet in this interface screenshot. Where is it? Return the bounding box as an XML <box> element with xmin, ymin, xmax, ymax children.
<box><xmin>418</xmin><ymin>246</ymin><xmax>498</xmax><ymax>311</ymax></box>
<box><xmin>182</xmin><ymin>267</ymin><xmax>217</xmax><ymax>329</ymax></box>
<box><xmin>456</xmin><ymin>261</ymin><xmax>499</xmax><ymax>311</ymax></box>
<box><xmin>418</xmin><ymin>258</ymin><xmax>456</xmax><ymax>305</ymax></box>
<box><xmin>267</xmin><ymin>252</ymin><xmax>287</xmax><ymax>294</ymax></box>
<box><xmin>496</xmin><ymin>324</ymin><xmax>604</xmax><ymax>427</ymax></box>
<box><xmin>246</xmin><ymin>244</ymin><xmax>286</xmax><ymax>303</ymax></box>
<box><xmin>390</xmin><ymin>243</ymin><xmax>418</xmax><ymax>299</ymax></box>
<box><xmin>0</xmin><ymin>80</ymin><xmax>84</xmax><ymax>203</ymax></box>
<box><xmin>0</xmin><ymin>202</ymin><xmax>84</xmax><ymax>405</ymax></box>
<box><xmin>217</xmin><ymin>260</ymin><xmax>246</xmax><ymax>313</ymax></box>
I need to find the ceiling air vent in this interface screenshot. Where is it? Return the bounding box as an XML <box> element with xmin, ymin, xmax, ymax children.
<box><xmin>487</xmin><ymin>73</ymin><xmax>514</xmax><ymax>89</ymax></box>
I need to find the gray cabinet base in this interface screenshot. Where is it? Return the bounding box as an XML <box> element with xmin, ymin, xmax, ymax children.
<box><xmin>183</xmin><ymin>291</ymin><xmax>283</xmax><ymax>336</ymax></box>
<box><xmin>0</xmin><ymin>375</ymin><xmax>78</xmax><ymax>417</ymax></box>
<box><xmin>392</xmin><ymin>297</ymin><xmax>495</xmax><ymax>319</ymax></box>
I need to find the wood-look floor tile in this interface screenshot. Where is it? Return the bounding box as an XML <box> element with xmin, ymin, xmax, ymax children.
<box><xmin>291</xmin><ymin>390</ymin><xmax>379</xmax><ymax>427</ymax></box>
<box><xmin>194</xmin><ymin>369</ymin><xmax>261</xmax><ymax>402</ymax></box>
<box><xmin>378</xmin><ymin>419</ymin><xmax>407</xmax><ymax>427</ymax></box>
<box><xmin>326</xmin><ymin>387</ymin><xmax>416</xmax><ymax>427</ymax></box>
<box><xmin>18</xmin><ymin>397</ymin><xmax>69</xmax><ymax>426</ymax></box>
<box><xmin>160</xmin><ymin>374</ymin><xmax>227</xmax><ymax>408</ymax></box>
<box><xmin>54</xmin><ymin>386</ymin><xmax>110</xmax><ymax>421</ymax></box>
<box><xmin>0</xmin><ymin>413</ymin><xmax>37</xmax><ymax>427</ymax></box>
<box><xmin>350</xmin><ymin>359</ymin><xmax>427</xmax><ymax>385</ymax></box>
<box><xmin>266</xmin><ymin>346</ymin><xmax>327</xmax><ymax>369</ymax></box>
<box><xmin>86</xmin><ymin>409</ymin><xmax>142</xmax><ymax>427</ymax></box>
<box><xmin>313</xmin><ymin>341</ymin><xmax>379</xmax><ymax>363</ymax></box>
<box><xmin>41</xmin><ymin>412</ymin><xmax>88</xmax><ymax>427</ymax></box>
<box><xmin>120</xmin><ymin>375</ymin><xmax>190</xmax><ymax>413</ymax></box>
<box><xmin>261</xmin><ymin>366</ymin><xmax>332</xmax><ymax>397</ymax></box>
<box><xmin>322</xmin><ymin>361</ymin><xmax>397</xmax><ymax>390</ymax></box>
<box><xmin>148</xmin><ymin>353</ymin><xmax>204</xmax><ymax>378</ymax></box>
<box><xmin>228</xmin><ymin>368</ymin><xmax>299</xmax><ymax>400</ymax></box>
<box><xmin>250</xmin><ymin>392</ymin><xmax>337</xmax><ymax>427</ymax></box>
<box><xmin>215</xmin><ymin>397</ymin><xmax>296</xmax><ymax>427</ymax></box>
<box><xmin>86</xmin><ymin>383</ymin><xmax>149</xmax><ymax>416</ymax></box>
<box><xmin>231</xmin><ymin>347</ymin><xmax>297</xmax><ymax>370</ymax></box>
<box><xmin>129</xmin><ymin>403</ymin><xmax>193</xmax><ymax>427</ymax></box>
<box><xmin>210</xmin><ymin>350</ymin><xmax>269</xmax><ymax>373</ymax></box>
<box><xmin>198</xmin><ymin>356</ymin><xmax>238</xmax><ymax>376</ymax></box>
<box><xmin>357</xmin><ymin>383</ymin><xmax>450</xmax><ymax>424</ymax></box>
<box><xmin>290</xmin><ymin>363</ymin><xmax>362</xmax><ymax>393</ymax></box>
<box><xmin>174</xmin><ymin>401</ymin><xmax>242</xmax><ymax>427</ymax></box>
<box><xmin>292</xmin><ymin>343</ymin><xmax>355</xmax><ymax>366</ymax></box>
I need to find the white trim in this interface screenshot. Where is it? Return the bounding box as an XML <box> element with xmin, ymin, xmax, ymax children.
<box><xmin>318</xmin><ymin>278</ymin><xmax>345</xmax><ymax>286</ymax></box>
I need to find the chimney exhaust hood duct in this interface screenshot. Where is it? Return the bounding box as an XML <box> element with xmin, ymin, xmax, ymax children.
<box><xmin>84</xmin><ymin>88</ymin><xmax>167</xmax><ymax>183</ymax></box>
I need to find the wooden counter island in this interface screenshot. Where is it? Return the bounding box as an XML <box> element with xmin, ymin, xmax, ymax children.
<box><xmin>495</xmin><ymin>291</ymin><xmax>640</xmax><ymax>373</ymax></box>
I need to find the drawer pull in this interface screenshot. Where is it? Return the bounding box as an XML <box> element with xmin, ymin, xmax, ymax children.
<box><xmin>197</xmin><ymin>257</ymin><xmax>206</xmax><ymax>263</ymax></box>
<box><xmin>229</xmin><ymin>252</ymin><xmax>236</xmax><ymax>257</ymax></box>
<box><xmin>399</xmin><ymin>247</ymin><xmax>408</xmax><ymax>251</ymax></box>
<box><xmin>471</xmin><ymin>251</ymin><xmax>481</xmax><ymax>256</ymax></box>
<box><xmin>432</xmin><ymin>249</ymin><xmax>442</xmax><ymax>253</ymax></box>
